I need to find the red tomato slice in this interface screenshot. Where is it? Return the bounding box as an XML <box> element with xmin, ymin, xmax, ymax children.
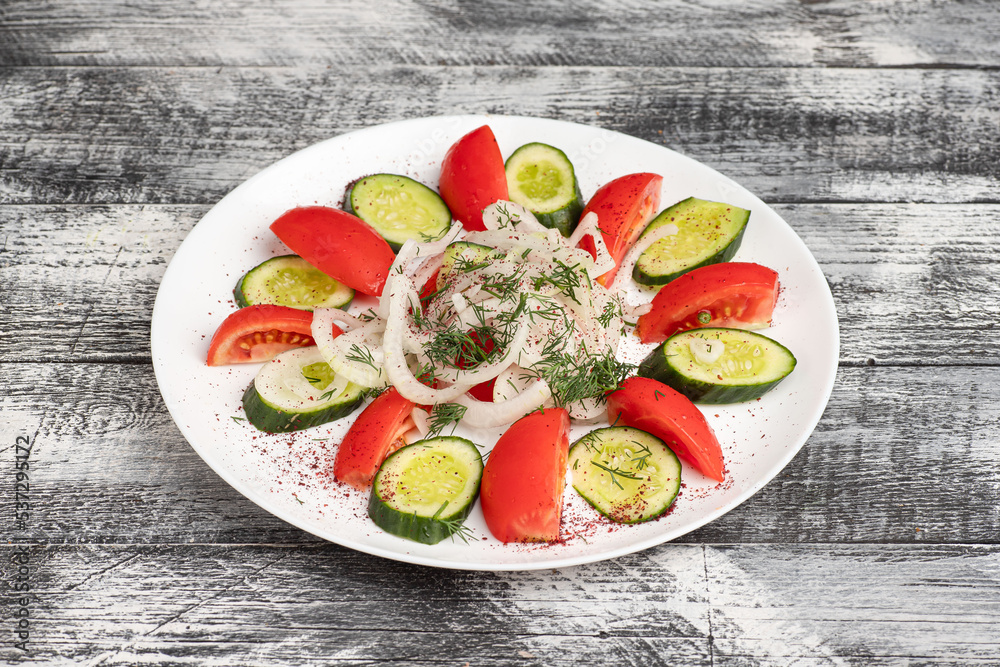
<box><xmin>634</xmin><ymin>262</ymin><xmax>779</xmax><ymax>344</ymax></box>
<box><xmin>206</xmin><ymin>304</ymin><xmax>330</xmax><ymax>366</ymax></box>
<box><xmin>480</xmin><ymin>408</ymin><xmax>570</xmax><ymax>543</ymax></box>
<box><xmin>418</xmin><ymin>268</ymin><xmax>441</xmax><ymax>308</ymax></box>
<box><xmin>467</xmin><ymin>378</ymin><xmax>496</xmax><ymax>403</ymax></box>
<box><xmin>439</xmin><ymin>125</ymin><xmax>508</xmax><ymax>232</ymax></box>
<box><xmin>269</xmin><ymin>206</ymin><xmax>395</xmax><ymax>297</ymax></box>
<box><xmin>578</xmin><ymin>172</ymin><xmax>662</xmax><ymax>286</ymax></box>
<box><xmin>333</xmin><ymin>387</ymin><xmax>416</xmax><ymax>490</ymax></box>
<box><xmin>607</xmin><ymin>377</ymin><xmax>725</xmax><ymax>482</ymax></box>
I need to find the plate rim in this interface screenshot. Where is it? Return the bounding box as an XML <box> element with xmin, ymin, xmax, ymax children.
<box><xmin>151</xmin><ymin>113</ymin><xmax>840</xmax><ymax>571</ymax></box>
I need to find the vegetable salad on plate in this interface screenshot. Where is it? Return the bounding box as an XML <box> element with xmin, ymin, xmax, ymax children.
<box><xmin>203</xmin><ymin>124</ymin><xmax>796</xmax><ymax>546</ymax></box>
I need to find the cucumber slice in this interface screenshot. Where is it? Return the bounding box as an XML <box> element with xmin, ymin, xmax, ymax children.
<box><xmin>505</xmin><ymin>142</ymin><xmax>584</xmax><ymax>237</ymax></box>
<box><xmin>234</xmin><ymin>255</ymin><xmax>354</xmax><ymax>311</ymax></box>
<box><xmin>242</xmin><ymin>346</ymin><xmax>366</xmax><ymax>433</ymax></box>
<box><xmin>633</xmin><ymin>197</ymin><xmax>750</xmax><ymax>286</ymax></box>
<box><xmin>345</xmin><ymin>173</ymin><xmax>453</xmax><ymax>252</ymax></box>
<box><xmin>435</xmin><ymin>241</ymin><xmax>498</xmax><ymax>290</ymax></box>
<box><xmin>569</xmin><ymin>426</ymin><xmax>681</xmax><ymax>524</ymax></box>
<box><xmin>368</xmin><ymin>436</ymin><xmax>484</xmax><ymax>545</ymax></box>
<box><xmin>638</xmin><ymin>327</ymin><xmax>796</xmax><ymax>403</ymax></box>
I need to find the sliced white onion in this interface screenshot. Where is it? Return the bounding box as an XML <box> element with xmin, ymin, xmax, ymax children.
<box><xmin>409</xmin><ymin>253</ymin><xmax>445</xmax><ymax>294</ymax></box>
<box><xmin>451</xmin><ymin>291</ymin><xmax>469</xmax><ymax>314</ymax></box>
<box><xmin>311</xmin><ymin>308</ymin><xmax>358</xmax><ymax>367</ymax></box>
<box><xmin>609</xmin><ymin>223</ymin><xmax>679</xmax><ymax>294</ymax></box>
<box><xmin>381</xmin><ymin>272</ymin><xmax>474</xmax><ymax>404</ymax></box>
<box><xmin>387</xmin><ymin>240</ymin><xmax>421</xmax><ymax>279</ymax></box>
<box><xmin>410</xmin><ymin>406</ymin><xmax>431</xmax><ymax>437</ymax></box>
<box><xmin>456</xmin><ymin>378</ymin><xmax>552</xmax><ymax>428</ymax></box>
<box><xmin>567</xmin><ymin>212</ymin><xmax>616</xmax><ymax>279</ymax></box>
<box><xmin>491</xmin><ymin>365</ymin><xmax>537</xmax><ymax>402</ymax></box>
<box><xmin>310</xmin><ymin>311</ymin><xmax>388</xmax><ymax>387</ymax></box>
<box><xmin>566</xmin><ymin>396</ymin><xmax>606</xmax><ymax>423</ymax></box>
<box><xmin>567</xmin><ymin>211</ymin><xmax>599</xmax><ymax>248</ymax></box>
<box><xmin>465</xmin><ymin>229</ymin><xmax>558</xmax><ymax>255</ymax></box>
<box><xmin>625</xmin><ymin>302</ymin><xmax>653</xmax><ymax>319</ymax></box>
<box><xmin>414</xmin><ymin>222</ymin><xmax>464</xmax><ymax>257</ymax></box>
<box><xmin>314</xmin><ymin>307</ymin><xmax>378</xmax><ymax>332</ymax></box>
<box><xmin>316</xmin><ymin>327</ymin><xmax>387</xmax><ymax>388</ymax></box>
<box><xmin>482</xmin><ymin>201</ymin><xmax>545</xmax><ymax>233</ymax></box>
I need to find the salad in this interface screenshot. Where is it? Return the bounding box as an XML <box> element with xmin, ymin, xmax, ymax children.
<box><xmin>202</xmin><ymin>124</ymin><xmax>795</xmax><ymax>547</ymax></box>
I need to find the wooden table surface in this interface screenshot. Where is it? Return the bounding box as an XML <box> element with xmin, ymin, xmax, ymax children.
<box><xmin>3</xmin><ymin>1</ymin><xmax>1000</xmax><ymax>664</ymax></box>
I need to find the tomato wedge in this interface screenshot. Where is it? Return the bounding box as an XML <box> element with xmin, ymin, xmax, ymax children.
<box><xmin>480</xmin><ymin>408</ymin><xmax>570</xmax><ymax>543</ymax></box>
<box><xmin>269</xmin><ymin>206</ymin><xmax>395</xmax><ymax>297</ymax></box>
<box><xmin>578</xmin><ymin>172</ymin><xmax>662</xmax><ymax>286</ymax></box>
<box><xmin>439</xmin><ymin>125</ymin><xmax>509</xmax><ymax>232</ymax></box>
<box><xmin>333</xmin><ymin>387</ymin><xmax>416</xmax><ymax>490</ymax></box>
<box><xmin>634</xmin><ymin>262</ymin><xmax>779</xmax><ymax>344</ymax></box>
<box><xmin>206</xmin><ymin>304</ymin><xmax>330</xmax><ymax>366</ymax></box>
<box><xmin>607</xmin><ymin>377</ymin><xmax>724</xmax><ymax>482</ymax></box>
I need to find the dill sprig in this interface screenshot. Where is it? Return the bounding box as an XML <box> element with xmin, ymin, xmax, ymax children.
<box><xmin>345</xmin><ymin>343</ymin><xmax>378</xmax><ymax>371</ymax></box>
<box><xmin>431</xmin><ymin>501</ymin><xmax>476</xmax><ymax>544</ymax></box>
<box><xmin>590</xmin><ymin>459</ymin><xmax>643</xmax><ymax>491</ymax></box>
<box><xmin>491</xmin><ymin>202</ymin><xmax>523</xmax><ymax>230</ymax></box>
<box><xmin>630</xmin><ymin>442</ymin><xmax>653</xmax><ymax>471</ymax></box>
<box><xmin>527</xmin><ymin>348</ymin><xmax>636</xmax><ymax>408</ymax></box>
<box><xmin>596</xmin><ymin>295</ymin><xmax>625</xmax><ymax>329</ymax></box>
<box><xmin>359</xmin><ymin>386</ymin><xmax>387</xmax><ymax>402</ymax></box>
<box><xmin>451</xmin><ymin>254</ymin><xmax>493</xmax><ymax>275</ymax></box>
<box><xmin>427</xmin><ymin>403</ymin><xmax>467</xmax><ymax>437</ymax></box>
<box><xmin>357</xmin><ymin>308</ymin><xmax>379</xmax><ymax>322</ymax></box>
<box><xmin>531</xmin><ymin>259</ymin><xmax>586</xmax><ymax>305</ymax></box>
<box><xmin>423</xmin><ymin>323</ymin><xmax>500</xmax><ymax>370</ymax></box>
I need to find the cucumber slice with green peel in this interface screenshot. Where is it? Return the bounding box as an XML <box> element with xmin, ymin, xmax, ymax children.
<box><xmin>242</xmin><ymin>346</ymin><xmax>366</xmax><ymax>433</ymax></box>
<box><xmin>344</xmin><ymin>174</ymin><xmax>453</xmax><ymax>252</ymax></box>
<box><xmin>638</xmin><ymin>327</ymin><xmax>796</xmax><ymax>404</ymax></box>
<box><xmin>569</xmin><ymin>426</ymin><xmax>681</xmax><ymax>525</ymax></box>
<box><xmin>505</xmin><ymin>142</ymin><xmax>584</xmax><ymax>237</ymax></box>
<box><xmin>368</xmin><ymin>436</ymin><xmax>484</xmax><ymax>545</ymax></box>
<box><xmin>435</xmin><ymin>241</ymin><xmax>498</xmax><ymax>290</ymax></box>
<box><xmin>633</xmin><ymin>197</ymin><xmax>750</xmax><ymax>286</ymax></box>
<box><xmin>234</xmin><ymin>255</ymin><xmax>354</xmax><ymax>311</ymax></box>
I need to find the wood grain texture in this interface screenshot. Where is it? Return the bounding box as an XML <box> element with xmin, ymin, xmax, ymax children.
<box><xmin>4</xmin><ymin>203</ymin><xmax>999</xmax><ymax>366</ymax></box>
<box><xmin>2</xmin><ymin>544</ymin><xmax>998</xmax><ymax>664</ymax></box>
<box><xmin>0</xmin><ymin>66</ymin><xmax>997</xmax><ymax>206</ymax></box>
<box><xmin>1</xmin><ymin>0</ymin><xmax>998</xmax><ymax>69</ymax></box>
<box><xmin>2</xmin><ymin>1</ymin><xmax>998</xmax><ymax>663</ymax></box>
<box><xmin>2</xmin><ymin>362</ymin><xmax>998</xmax><ymax>545</ymax></box>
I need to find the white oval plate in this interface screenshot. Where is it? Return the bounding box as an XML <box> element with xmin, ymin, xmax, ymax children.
<box><xmin>151</xmin><ymin>115</ymin><xmax>839</xmax><ymax>571</ymax></box>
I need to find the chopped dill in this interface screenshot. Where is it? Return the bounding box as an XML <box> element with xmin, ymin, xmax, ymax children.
<box><xmin>526</xmin><ymin>348</ymin><xmax>636</xmax><ymax>408</ymax></box>
<box><xmin>631</xmin><ymin>442</ymin><xmax>653</xmax><ymax>470</ymax></box>
<box><xmin>427</xmin><ymin>403</ymin><xmax>467</xmax><ymax>437</ymax></box>
<box><xmin>590</xmin><ymin>460</ymin><xmax>643</xmax><ymax>490</ymax></box>
<box><xmin>345</xmin><ymin>343</ymin><xmax>378</xmax><ymax>371</ymax></box>
<box><xmin>432</xmin><ymin>501</ymin><xmax>476</xmax><ymax>544</ymax></box>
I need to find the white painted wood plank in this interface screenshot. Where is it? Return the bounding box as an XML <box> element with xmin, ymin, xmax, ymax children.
<box><xmin>2</xmin><ymin>544</ymin><xmax>997</xmax><ymax>664</ymax></box>
<box><xmin>1</xmin><ymin>0</ymin><xmax>997</xmax><ymax>68</ymax></box>
<box><xmin>0</xmin><ymin>67</ymin><xmax>997</xmax><ymax>206</ymax></box>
